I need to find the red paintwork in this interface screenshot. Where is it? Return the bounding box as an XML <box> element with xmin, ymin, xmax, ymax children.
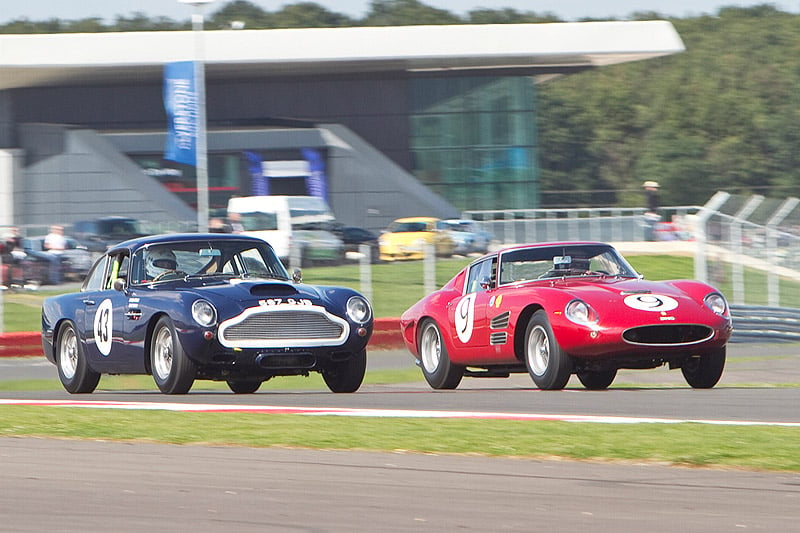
<box><xmin>400</xmin><ymin>242</ymin><xmax>732</xmax><ymax>369</ymax></box>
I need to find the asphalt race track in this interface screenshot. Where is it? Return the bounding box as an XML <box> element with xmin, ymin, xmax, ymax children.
<box><xmin>2</xmin><ymin>344</ymin><xmax>800</xmax><ymax>423</ymax></box>
<box><xmin>1</xmin><ymin>343</ymin><xmax>799</xmax><ymax>531</ymax></box>
<box><xmin>1</xmin><ymin>439</ymin><xmax>799</xmax><ymax>533</ymax></box>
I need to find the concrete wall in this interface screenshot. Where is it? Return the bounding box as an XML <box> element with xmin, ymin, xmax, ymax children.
<box><xmin>0</xmin><ymin>91</ymin><xmax>14</xmax><ymax>149</ymax></box>
<box><xmin>16</xmin><ymin>125</ymin><xmax>195</xmax><ymax>227</ymax></box>
<box><xmin>106</xmin><ymin>125</ymin><xmax>458</xmax><ymax>232</ymax></box>
<box><xmin>0</xmin><ymin>148</ymin><xmax>23</xmax><ymax>226</ymax></box>
<box><xmin>323</xmin><ymin>124</ymin><xmax>459</xmax><ymax>231</ymax></box>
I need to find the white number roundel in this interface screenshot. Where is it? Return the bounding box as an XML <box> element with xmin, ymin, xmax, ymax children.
<box><xmin>93</xmin><ymin>298</ymin><xmax>113</xmax><ymax>356</ymax></box>
<box><xmin>623</xmin><ymin>294</ymin><xmax>678</xmax><ymax>312</ymax></box>
<box><xmin>454</xmin><ymin>294</ymin><xmax>476</xmax><ymax>343</ymax></box>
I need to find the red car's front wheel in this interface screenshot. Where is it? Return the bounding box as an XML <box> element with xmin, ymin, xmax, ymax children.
<box><xmin>681</xmin><ymin>347</ymin><xmax>726</xmax><ymax>388</ymax></box>
<box><xmin>524</xmin><ymin>310</ymin><xmax>572</xmax><ymax>390</ymax></box>
<box><xmin>418</xmin><ymin>319</ymin><xmax>463</xmax><ymax>390</ymax></box>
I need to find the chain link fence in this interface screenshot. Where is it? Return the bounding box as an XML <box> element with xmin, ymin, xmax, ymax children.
<box><xmin>462</xmin><ymin>192</ymin><xmax>800</xmax><ymax>310</ymax></box>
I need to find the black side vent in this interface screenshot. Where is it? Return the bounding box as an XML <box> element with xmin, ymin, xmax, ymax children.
<box><xmin>250</xmin><ymin>283</ymin><xmax>299</xmax><ymax>297</ymax></box>
<box><xmin>491</xmin><ymin>311</ymin><xmax>511</xmax><ymax>330</ymax></box>
<box><xmin>490</xmin><ymin>332</ymin><xmax>508</xmax><ymax>345</ymax></box>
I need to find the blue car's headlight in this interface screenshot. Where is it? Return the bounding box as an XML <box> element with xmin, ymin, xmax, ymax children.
<box><xmin>565</xmin><ymin>299</ymin><xmax>599</xmax><ymax>325</ymax></box>
<box><xmin>346</xmin><ymin>296</ymin><xmax>372</xmax><ymax>323</ymax></box>
<box><xmin>704</xmin><ymin>293</ymin><xmax>728</xmax><ymax>317</ymax></box>
<box><xmin>192</xmin><ymin>299</ymin><xmax>217</xmax><ymax>327</ymax></box>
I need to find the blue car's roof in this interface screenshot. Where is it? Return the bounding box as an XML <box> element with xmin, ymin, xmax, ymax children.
<box><xmin>107</xmin><ymin>233</ymin><xmax>269</xmax><ymax>253</ymax></box>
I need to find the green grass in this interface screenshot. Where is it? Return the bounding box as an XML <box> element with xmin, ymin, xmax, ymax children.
<box><xmin>1</xmin><ymin>406</ymin><xmax>798</xmax><ymax>471</ymax></box>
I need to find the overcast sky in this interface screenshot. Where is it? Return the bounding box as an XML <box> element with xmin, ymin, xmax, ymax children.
<box><xmin>2</xmin><ymin>1</ymin><xmax>797</xmax><ymax>24</ymax></box>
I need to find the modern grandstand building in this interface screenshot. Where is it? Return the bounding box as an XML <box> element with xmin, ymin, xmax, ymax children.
<box><xmin>0</xmin><ymin>22</ymin><xmax>684</xmax><ymax>232</ymax></box>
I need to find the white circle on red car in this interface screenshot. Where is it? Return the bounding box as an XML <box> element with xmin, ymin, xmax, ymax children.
<box><xmin>624</xmin><ymin>294</ymin><xmax>678</xmax><ymax>312</ymax></box>
<box><xmin>454</xmin><ymin>293</ymin><xmax>476</xmax><ymax>343</ymax></box>
<box><xmin>93</xmin><ymin>298</ymin><xmax>113</xmax><ymax>356</ymax></box>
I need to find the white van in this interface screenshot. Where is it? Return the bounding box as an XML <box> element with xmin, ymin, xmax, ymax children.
<box><xmin>226</xmin><ymin>195</ymin><xmax>343</xmax><ymax>265</ymax></box>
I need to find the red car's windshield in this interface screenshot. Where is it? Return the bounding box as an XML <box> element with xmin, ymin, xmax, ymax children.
<box><xmin>498</xmin><ymin>244</ymin><xmax>638</xmax><ymax>284</ymax></box>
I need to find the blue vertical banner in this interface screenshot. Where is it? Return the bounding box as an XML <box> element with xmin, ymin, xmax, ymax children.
<box><xmin>244</xmin><ymin>151</ymin><xmax>269</xmax><ymax>196</ymax></box>
<box><xmin>301</xmin><ymin>148</ymin><xmax>327</xmax><ymax>200</ymax></box>
<box><xmin>163</xmin><ymin>61</ymin><xmax>197</xmax><ymax>166</ymax></box>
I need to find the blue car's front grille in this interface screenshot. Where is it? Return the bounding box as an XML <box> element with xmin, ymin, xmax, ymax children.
<box><xmin>218</xmin><ymin>306</ymin><xmax>349</xmax><ymax>348</ymax></box>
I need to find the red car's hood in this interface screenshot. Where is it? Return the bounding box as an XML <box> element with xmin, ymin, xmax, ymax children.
<box><xmin>533</xmin><ymin>276</ymin><xmax>719</xmax><ymax>315</ymax></box>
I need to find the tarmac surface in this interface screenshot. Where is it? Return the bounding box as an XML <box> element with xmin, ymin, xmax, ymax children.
<box><xmin>1</xmin><ymin>344</ymin><xmax>799</xmax><ymax>532</ymax></box>
<box><xmin>1</xmin><ymin>437</ymin><xmax>799</xmax><ymax>532</ymax></box>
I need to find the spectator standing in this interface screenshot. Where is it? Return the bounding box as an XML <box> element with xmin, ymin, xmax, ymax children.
<box><xmin>5</xmin><ymin>227</ymin><xmax>25</xmax><ymax>260</ymax></box>
<box><xmin>43</xmin><ymin>225</ymin><xmax>67</xmax><ymax>284</ymax></box>
<box><xmin>642</xmin><ymin>181</ymin><xmax>661</xmax><ymax>241</ymax></box>
<box><xmin>209</xmin><ymin>218</ymin><xmax>231</xmax><ymax>233</ymax></box>
<box><xmin>228</xmin><ymin>212</ymin><xmax>244</xmax><ymax>234</ymax></box>
<box><xmin>642</xmin><ymin>181</ymin><xmax>661</xmax><ymax>214</ymax></box>
<box><xmin>44</xmin><ymin>225</ymin><xmax>67</xmax><ymax>253</ymax></box>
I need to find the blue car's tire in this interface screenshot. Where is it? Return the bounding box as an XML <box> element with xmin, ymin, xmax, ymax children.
<box><xmin>226</xmin><ymin>380</ymin><xmax>263</xmax><ymax>394</ymax></box>
<box><xmin>322</xmin><ymin>349</ymin><xmax>366</xmax><ymax>393</ymax></box>
<box><xmin>56</xmin><ymin>321</ymin><xmax>100</xmax><ymax>394</ymax></box>
<box><xmin>150</xmin><ymin>316</ymin><xmax>196</xmax><ymax>394</ymax></box>
<box><xmin>418</xmin><ymin>319</ymin><xmax>463</xmax><ymax>390</ymax></box>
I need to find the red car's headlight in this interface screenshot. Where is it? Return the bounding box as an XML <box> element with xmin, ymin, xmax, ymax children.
<box><xmin>704</xmin><ymin>293</ymin><xmax>729</xmax><ymax>317</ymax></box>
<box><xmin>565</xmin><ymin>299</ymin><xmax>599</xmax><ymax>325</ymax></box>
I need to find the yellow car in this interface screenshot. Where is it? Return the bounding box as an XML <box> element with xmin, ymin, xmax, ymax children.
<box><xmin>378</xmin><ymin>217</ymin><xmax>455</xmax><ymax>261</ymax></box>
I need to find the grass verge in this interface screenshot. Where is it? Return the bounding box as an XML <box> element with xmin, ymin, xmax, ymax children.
<box><xmin>1</xmin><ymin>406</ymin><xmax>798</xmax><ymax>472</ymax></box>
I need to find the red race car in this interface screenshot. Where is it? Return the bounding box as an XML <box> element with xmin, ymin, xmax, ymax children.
<box><xmin>400</xmin><ymin>242</ymin><xmax>732</xmax><ymax>390</ymax></box>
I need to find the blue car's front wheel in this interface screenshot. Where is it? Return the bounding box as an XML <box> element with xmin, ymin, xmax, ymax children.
<box><xmin>150</xmin><ymin>316</ymin><xmax>196</xmax><ymax>394</ymax></box>
<box><xmin>321</xmin><ymin>349</ymin><xmax>366</xmax><ymax>393</ymax></box>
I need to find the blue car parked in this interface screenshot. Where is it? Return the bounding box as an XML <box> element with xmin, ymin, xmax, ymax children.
<box><xmin>41</xmin><ymin>233</ymin><xmax>373</xmax><ymax>394</ymax></box>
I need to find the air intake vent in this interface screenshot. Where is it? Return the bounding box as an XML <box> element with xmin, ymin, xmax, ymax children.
<box><xmin>490</xmin><ymin>332</ymin><xmax>508</xmax><ymax>345</ymax></box>
<box><xmin>491</xmin><ymin>311</ymin><xmax>511</xmax><ymax>329</ymax></box>
<box><xmin>218</xmin><ymin>306</ymin><xmax>349</xmax><ymax>349</ymax></box>
<box><xmin>623</xmin><ymin>324</ymin><xmax>713</xmax><ymax>346</ymax></box>
<box><xmin>250</xmin><ymin>283</ymin><xmax>298</xmax><ymax>296</ymax></box>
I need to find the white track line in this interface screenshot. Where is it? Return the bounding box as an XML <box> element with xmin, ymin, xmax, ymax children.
<box><xmin>1</xmin><ymin>399</ymin><xmax>798</xmax><ymax>427</ymax></box>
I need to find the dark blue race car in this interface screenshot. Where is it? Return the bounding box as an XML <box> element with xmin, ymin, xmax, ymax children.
<box><xmin>41</xmin><ymin>233</ymin><xmax>373</xmax><ymax>394</ymax></box>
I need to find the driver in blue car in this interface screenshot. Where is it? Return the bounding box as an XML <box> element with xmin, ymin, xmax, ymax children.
<box><xmin>145</xmin><ymin>247</ymin><xmax>179</xmax><ymax>281</ymax></box>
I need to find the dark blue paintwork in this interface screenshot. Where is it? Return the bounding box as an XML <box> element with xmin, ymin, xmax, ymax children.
<box><xmin>41</xmin><ymin>233</ymin><xmax>373</xmax><ymax>392</ymax></box>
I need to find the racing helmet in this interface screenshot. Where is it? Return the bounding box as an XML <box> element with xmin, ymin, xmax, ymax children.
<box><xmin>145</xmin><ymin>247</ymin><xmax>177</xmax><ymax>278</ymax></box>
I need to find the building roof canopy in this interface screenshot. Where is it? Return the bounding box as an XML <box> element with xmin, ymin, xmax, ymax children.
<box><xmin>0</xmin><ymin>21</ymin><xmax>684</xmax><ymax>89</ymax></box>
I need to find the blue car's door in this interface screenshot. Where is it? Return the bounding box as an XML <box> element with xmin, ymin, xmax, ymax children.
<box><xmin>81</xmin><ymin>252</ymin><xmax>143</xmax><ymax>373</ymax></box>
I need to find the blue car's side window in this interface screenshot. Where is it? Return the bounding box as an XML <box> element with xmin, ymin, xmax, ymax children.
<box><xmin>83</xmin><ymin>256</ymin><xmax>108</xmax><ymax>292</ymax></box>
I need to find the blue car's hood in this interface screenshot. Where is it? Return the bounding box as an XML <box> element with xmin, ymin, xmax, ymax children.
<box><xmin>180</xmin><ymin>278</ymin><xmax>326</xmax><ymax>304</ymax></box>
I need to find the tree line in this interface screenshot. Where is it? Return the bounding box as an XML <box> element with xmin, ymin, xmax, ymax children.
<box><xmin>3</xmin><ymin>1</ymin><xmax>798</xmax><ymax>207</ymax></box>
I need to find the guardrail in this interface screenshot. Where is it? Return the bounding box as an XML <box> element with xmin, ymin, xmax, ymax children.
<box><xmin>729</xmin><ymin>305</ymin><xmax>800</xmax><ymax>343</ymax></box>
<box><xmin>1</xmin><ymin>307</ymin><xmax>794</xmax><ymax>358</ymax></box>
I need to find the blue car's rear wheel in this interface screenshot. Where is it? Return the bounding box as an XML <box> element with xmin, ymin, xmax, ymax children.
<box><xmin>418</xmin><ymin>319</ymin><xmax>463</xmax><ymax>390</ymax></box>
<box><xmin>150</xmin><ymin>316</ymin><xmax>196</xmax><ymax>394</ymax></box>
<box><xmin>56</xmin><ymin>321</ymin><xmax>100</xmax><ymax>394</ymax></box>
<box><xmin>226</xmin><ymin>379</ymin><xmax>263</xmax><ymax>394</ymax></box>
<box><xmin>524</xmin><ymin>310</ymin><xmax>572</xmax><ymax>390</ymax></box>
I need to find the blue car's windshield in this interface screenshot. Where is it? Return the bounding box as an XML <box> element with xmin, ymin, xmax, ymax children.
<box><xmin>130</xmin><ymin>239</ymin><xmax>289</xmax><ymax>285</ymax></box>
